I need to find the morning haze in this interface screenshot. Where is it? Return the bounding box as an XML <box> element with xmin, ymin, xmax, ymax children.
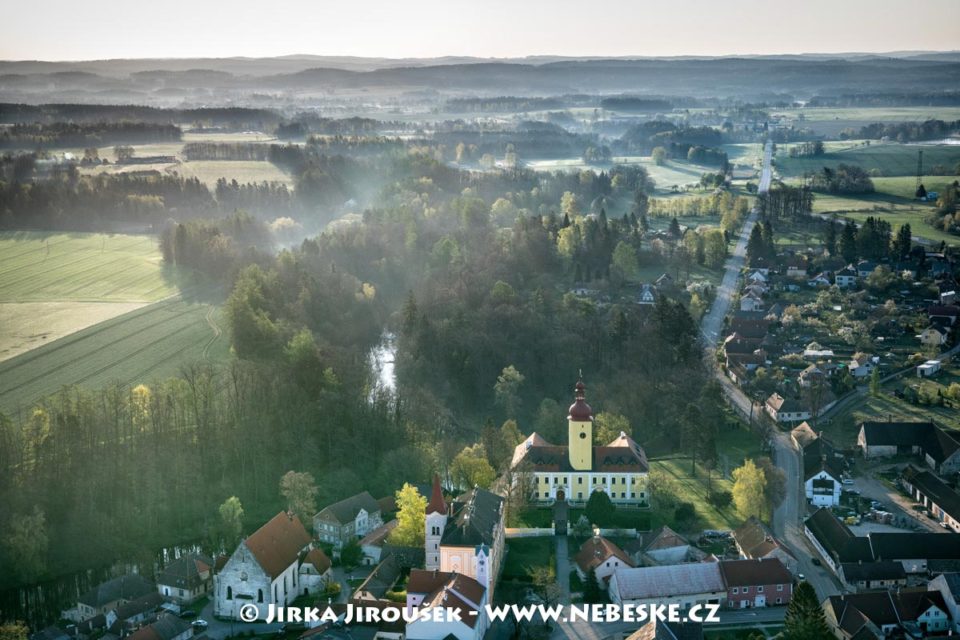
<box><xmin>1</xmin><ymin>0</ymin><xmax>958</xmax><ymax>59</ymax></box>
<box><xmin>2</xmin><ymin>2</ymin><xmax>960</xmax><ymax>640</ymax></box>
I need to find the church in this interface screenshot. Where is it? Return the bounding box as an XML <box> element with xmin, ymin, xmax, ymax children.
<box><xmin>424</xmin><ymin>476</ymin><xmax>505</xmax><ymax>597</ymax></box>
<box><xmin>510</xmin><ymin>379</ymin><xmax>649</xmax><ymax>506</ymax></box>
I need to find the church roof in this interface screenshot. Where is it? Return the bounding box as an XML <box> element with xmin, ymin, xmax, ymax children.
<box><xmin>440</xmin><ymin>488</ymin><xmax>503</xmax><ymax>548</ymax></box>
<box><xmin>242</xmin><ymin>511</ymin><xmax>311</xmax><ymax>579</ymax></box>
<box><xmin>426</xmin><ymin>474</ymin><xmax>447</xmax><ymax>515</ymax></box>
<box><xmin>568</xmin><ymin>380</ymin><xmax>593</xmax><ymax>421</ymax></box>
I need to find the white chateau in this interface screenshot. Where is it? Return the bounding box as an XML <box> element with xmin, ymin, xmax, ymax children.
<box><xmin>424</xmin><ymin>475</ymin><xmax>505</xmax><ymax>597</ymax></box>
<box><xmin>511</xmin><ymin>379</ymin><xmax>649</xmax><ymax>505</ymax></box>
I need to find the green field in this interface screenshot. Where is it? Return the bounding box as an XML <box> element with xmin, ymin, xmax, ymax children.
<box><xmin>775</xmin><ymin>142</ymin><xmax>960</xmax><ymax>178</ymax></box>
<box><xmin>0</xmin><ymin>297</ymin><xmax>228</xmax><ymax>414</ymax></box>
<box><xmin>503</xmin><ymin>537</ymin><xmax>555</xmax><ymax>580</ymax></box>
<box><xmin>525</xmin><ymin>156</ymin><xmax>722</xmax><ymax>193</ymax></box>
<box><xmin>769</xmin><ymin>106</ymin><xmax>960</xmax><ymax>137</ymax></box>
<box><xmin>0</xmin><ymin>232</ymin><xmax>187</xmax><ymax>302</ymax></box>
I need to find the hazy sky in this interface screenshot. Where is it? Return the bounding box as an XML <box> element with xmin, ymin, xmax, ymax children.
<box><xmin>2</xmin><ymin>0</ymin><xmax>957</xmax><ymax>61</ymax></box>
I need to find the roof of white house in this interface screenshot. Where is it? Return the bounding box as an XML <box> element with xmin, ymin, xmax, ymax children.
<box><xmin>612</xmin><ymin>563</ymin><xmax>724</xmax><ymax>600</ymax></box>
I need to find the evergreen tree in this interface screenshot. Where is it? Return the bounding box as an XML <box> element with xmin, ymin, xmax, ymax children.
<box><xmin>746</xmin><ymin>223</ymin><xmax>766</xmax><ymax>266</ymax></box>
<box><xmin>839</xmin><ymin>220</ymin><xmax>858</xmax><ymax>264</ymax></box>
<box><xmin>783</xmin><ymin>581</ymin><xmax>831</xmax><ymax>640</ymax></box>
<box><xmin>761</xmin><ymin>219</ymin><xmax>775</xmax><ymax>260</ymax></box>
<box><xmin>585</xmin><ymin>490</ymin><xmax>616</xmax><ymax>527</ymax></box>
<box><xmin>583</xmin><ymin>567</ymin><xmax>603</xmax><ymax>603</ymax></box>
<box><xmin>668</xmin><ymin>216</ymin><xmax>681</xmax><ymax>239</ymax></box>
<box><xmin>893</xmin><ymin>223</ymin><xmax>912</xmax><ymax>261</ymax></box>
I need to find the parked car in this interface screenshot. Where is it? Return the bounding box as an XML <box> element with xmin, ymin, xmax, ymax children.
<box><xmin>179</xmin><ymin>611</ymin><xmax>197</xmax><ymax>620</ymax></box>
<box><xmin>192</xmin><ymin>620</ymin><xmax>208</xmax><ymax>630</ymax></box>
<box><xmin>811</xmin><ymin>558</ymin><xmax>822</xmax><ymax>566</ymax></box>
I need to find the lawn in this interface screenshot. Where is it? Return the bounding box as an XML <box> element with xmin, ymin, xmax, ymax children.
<box><xmin>503</xmin><ymin>538</ymin><xmax>555</xmax><ymax>581</ymax></box>
<box><xmin>525</xmin><ymin>155</ymin><xmax>719</xmax><ymax>193</ymax></box>
<box><xmin>0</xmin><ymin>297</ymin><xmax>229</xmax><ymax>414</ymax></box>
<box><xmin>648</xmin><ymin>458</ymin><xmax>742</xmax><ymax>531</ymax></box>
<box><xmin>715</xmin><ymin>424</ymin><xmax>765</xmax><ymax>467</ymax></box>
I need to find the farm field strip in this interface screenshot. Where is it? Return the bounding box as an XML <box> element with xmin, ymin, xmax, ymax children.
<box><xmin>775</xmin><ymin>142</ymin><xmax>960</xmax><ymax>178</ymax></box>
<box><xmin>0</xmin><ymin>232</ymin><xmax>181</xmax><ymax>303</ymax></box>
<box><xmin>0</xmin><ymin>299</ymin><xmax>225</xmax><ymax>413</ymax></box>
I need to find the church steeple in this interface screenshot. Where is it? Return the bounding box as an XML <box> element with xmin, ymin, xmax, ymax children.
<box><xmin>424</xmin><ymin>474</ymin><xmax>448</xmax><ymax>570</ymax></box>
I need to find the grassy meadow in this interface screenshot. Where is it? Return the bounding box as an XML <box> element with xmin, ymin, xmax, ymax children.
<box><xmin>775</xmin><ymin>141</ymin><xmax>959</xmax><ymax>178</ymax></box>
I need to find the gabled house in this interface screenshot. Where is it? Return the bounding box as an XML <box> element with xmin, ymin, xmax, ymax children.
<box><xmin>798</xmin><ymin>365</ymin><xmax>825</xmax><ymax>388</ymax></box>
<box><xmin>835</xmin><ymin>267</ymin><xmax>858</xmax><ymax>289</ymax></box>
<box><xmin>847</xmin><ymin>353</ymin><xmax>877</xmax><ymax>379</ymax></box>
<box><xmin>156</xmin><ymin>554</ymin><xmax>212</xmax><ymax>605</ymax></box>
<box><xmin>929</xmin><ymin>573</ymin><xmax>960</xmax><ymax>633</ymax></box>
<box><xmin>126</xmin><ymin>615</ymin><xmax>193</xmax><ymax>640</ymax></box>
<box><xmin>299</xmin><ymin>548</ymin><xmax>332</xmax><ymax>593</ymax></box>
<box><xmin>823</xmin><ymin>589</ymin><xmax>952</xmax><ymax>638</ymax></box>
<box><xmin>638</xmin><ymin>284</ymin><xmax>658</xmax><ymax>305</ymax></box>
<box><xmin>855</xmin><ymin>261</ymin><xmax>879</xmax><ymax>278</ymax></box>
<box><xmin>75</xmin><ymin>575</ymin><xmax>155</xmax><ymax>622</ymax></box>
<box><xmin>405</xmin><ymin>570</ymin><xmax>488</xmax><ymax>640</ymax></box>
<box><xmin>807</xmin><ymin>272</ymin><xmax>831</xmax><ymax>287</ymax></box>
<box><xmin>622</xmin><ymin>525</ymin><xmax>699</xmax><ymax>566</ymax></box>
<box><xmin>360</xmin><ymin>519</ymin><xmax>397</xmax><ymax>566</ymax></box>
<box><xmin>920</xmin><ymin>325</ymin><xmax>949</xmax><ymax>347</ymax></box>
<box><xmin>739</xmin><ymin>291</ymin><xmax>764</xmax><ymax>312</ymax></box>
<box><xmin>928</xmin><ymin>305</ymin><xmax>960</xmax><ymax>327</ymax></box>
<box><xmin>313</xmin><ymin>491</ymin><xmax>383</xmax><ymax>550</ymax></box>
<box><xmin>719</xmin><ymin>558</ymin><xmax>793</xmax><ymax>609</ymax></box>
<box><xmin>574</xmin><ymin>536</ymin><xmax>634</xmax><ymax>586</ymax></box>
<box><xmin>107</xmin><ymin>592</ymin><xmax>165</xmax><ymax>632</ymax></box>
<box><xmin>766</xmin><ymin>392</ymin><xmax>835</xmax><ymax>424</ymax></box>
<box><xmin>214</xmin><ymin>511</ymin><xmax>314</xmax><ymax>620</ymax></box>
<box><xmin>803</xmin><ymin>437</ymin><xmax>843</xmax><ymax>507</ymax></box>
<box><xmin>732</xmin><ymin>517</ymin><xmax>797</xmax><ymax>574</ymax></box>
<box><xmin>784</xmin><ymin>255</ymin><xmax>808</xmax><ymax>278</ymax></box>
<box><xmin>790</xmin><ymin>422</ymin><xmax>819</xmax><ymax>449</ymax></box>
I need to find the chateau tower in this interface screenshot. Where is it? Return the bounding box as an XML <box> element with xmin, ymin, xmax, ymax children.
<box><xmin>567</xmin><ymin>379</ymin><xmax>593</xmax><ymax>471</ymax></box>
<box><xmin>424</xmin><ymin>474</ymin><xmax>447</xmax><ymax>570</ymax></box>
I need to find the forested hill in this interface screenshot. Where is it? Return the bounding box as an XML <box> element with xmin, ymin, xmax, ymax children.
<box><xmin>2</xmin><ymin>55</ymin><xmax>959</xmax><ymax>103</ymax></box>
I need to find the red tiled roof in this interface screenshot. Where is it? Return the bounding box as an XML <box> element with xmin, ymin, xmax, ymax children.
<box><xmin>243</xmin><ymin>511</ymin><xmax>311</xmax><ymax>579</ymax></box>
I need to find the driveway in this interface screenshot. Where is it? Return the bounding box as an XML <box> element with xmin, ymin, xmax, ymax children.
<box><xmin>853</xmin><ymin>471</ymin><xmax>945</xmax><ymax>533</ymax></box>
<box><xmin>555</xmin><ymin>536</ymin><xmax>571</xmax><ymax>604</ymax></box>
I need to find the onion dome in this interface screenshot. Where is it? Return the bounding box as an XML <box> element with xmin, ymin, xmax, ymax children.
<box><xmin>568</xmin><ymin>379</ymin><xmax>593</xmax><ymax>421</ymax></box>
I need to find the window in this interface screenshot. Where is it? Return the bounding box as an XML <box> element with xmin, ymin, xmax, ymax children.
<box><xmin>227</xmin><ymin>587</ymin><xmax>233</xmax><ymax>600</ymax></box>
<box><xmin>612</xmin><ymin>478</ymin><xmax>617</xmax><ymax>485</ymax></box>
<box><xmin>732</xmin><ymin>588</ymin><xmax>738</xmax><ymax>594</ymax></box>
<box><xmin>179</xmin><ymin>589</ymin><xmax>184</xmax><ymax>597</ymax></box>
<box><xmin>757</xmin><ymin>586</ymin><xmax>763</xmax><ymax>593</ymax></box>
<box><xmin>777</xmin><ymin>584</ymin><xmax>783</xmax><ymax>591</ymax></box>
<box><xmin>258</xmin><ymin>590</ymin><xmax>263</xmax><ymax>603</ymax></box>
<box><xmin>578</xmin><ymin>492</ymin><xmax>583</xmax><ymax>499</ymax></box>
<box><xmin>578</xmin><ymin>477</ymin><xmax>583</xmax><ymax>485</ymax></box>
<box><xmin>621</xmin><ymin>492</ymin><xmax>626</xmax><ymax>498</ymax></box>
<box><xmin>776</xmin><ymin>598</ymin><xmax>782</xmax><ymax>604</ymax></box>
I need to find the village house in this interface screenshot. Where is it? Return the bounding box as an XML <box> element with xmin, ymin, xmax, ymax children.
<box><xmin>609</xmin><ymin>563</ymin><xmax>726</xmax><ymax>609</ymax></box>
<box><xmin>834</xmin><ymin>267</ymin><xmax>858</xmax><ymax>289</ymax></box>
<box><xmin>299</xmin><ymin>548</ymin><xmax>333</xmax><ymax>593</ymax></box>
<box><xmin>803</xmin><ymin>437</ymin><xmax>844</xmax><ymax>507</ymax></box>
<box><xmin>360</xmin><ymin>519</ymin><xmax>397</xmax><ymax>566</ymax></box>
<box><xmin>155</xmin><ymin>554</ymin><xmax>212</xmax><ymax>605</ymax></box>
<box><xmin>804</xmin><ymin>508</ymin><xmax>873</xmax><ymax>573</ymax></box>
<box><xmin>622</xmin><ymin>526</ymin><xmax>702</xmax><ymax>566</ymax></box>
<box><xmin>790</xmin><ymin>422</ymin><xmax>818</xmax><ymax>449</ymax></box>
<box><xmin>847</xmin><ymin>353</ymin><xmax>877</xmax><ymax>379</ymax></box>
<box><xmin>719</xmin><ymin>558</ymin><xmax>793</xmax><ymax>609</ymax></box>
<box><xmin>574</xmin><ymin>536</ymin><xmax>634</xmax><ymax>586</ymax></box>
<box><xmin>822</xmin><ymin>589</ymin><xmax>952</xmax><ymax>638</ymax></box>
<box><xmin>732</xmin><ymin>517</ymin><xmax>797</xmax><ymax>574</ymax></box>
<box><xmin>855</xmin><ymin>260</ymin><xmax>880</xmax><ymax>278</ymax></box>
<box><xmin>901</xmin><ymin>466</ymin><xmax>960</xmax><ymax>532</ymax></box>
<box><xmin>104</xmin><ymin>592</ymin><xmax>165</xmax><ymax>634</ymax></box>
<box><xmin>784</xmin><ymin>255</ymin><xmax>808</xmax><ymax>278</ymax></box>
<box><xmin>807</xmin><ymin>272</ymin><xmax>831</xmax><ymax>288</ymax></box>
<box><xmin>637</xmin><ymin>283</ymin><xmax>658</xmax><ymax>305</ymax></box>
<box><xmin>739</xmin><ymin>291</ymin><xmax>764</xmax><ymax>312</ymax></box>
<box><xmin>126</xmin><ymin>615</ymin><xmax>193</xmax><ymax>640</ymax></box>
<box><xmin>405</xmin><ymin>570</ymin><xmax>488</xmax><ymax>640</ymax></box>
<box><xmin>928</xmin><ymin>573</ymin><xmax>960</xmax><ymax>634</ymax></box>
<box><xmin>839</xmin><ymin>561</ymin><xmax>907</xmax><ymax>592</ymax></box>
<box><xmin>424</xmin><ymin>476</ymin><xmax>505</xmax><ymax>597</ymax></box>
<box><xmin>928</xmin><ymin>304</ymin><xmax>960</xmax><ymax>327</ymax></box>
<box><xmin>857</xmin><ymin>421</ymin><xmax>960</xmax><ymax>475</ymax></box>
<box><xmin>73</xmin><ymin>575</ymin><xmax>156</xmax><ymax>622</ymax></box>
<box><xmin>920</xmin><ymin>325</ymin><xmax>949</xmax><ymax>347</ymax></box>
<box><xmin>797</xmin><ymin>364</ymin><xmax>826</xmax><ymax>389</ymax></box>
<box><xmin>918</xmin><ymin>359</ymin><xmax>942</xmax><ymax>378</ymax></box>
<box><xmin>214</xmin><ymin>511</ymin><xmax>315</xmax><ymax>620</ymax></box>
<box><xmin>765</xmin><ymin>392</ymin><xmax>836</xmax><ymax>424</ymax></box>
<box><xmin>511</xmin><ymin>380</ymin><xmax>649</xmax><ymax>506</ymax></box>
<box><xmin>313</xmin><ymin>491</ymin><xmax>383</xmax><ymax>550</ymax></box>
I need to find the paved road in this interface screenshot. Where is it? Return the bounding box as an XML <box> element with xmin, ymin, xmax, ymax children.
<box><xmin>699</xmin><ymin>141</ymin><xmax>773</xmax><ymax>347</ymax></box>
<box><xmin>555</xmin><ymin>536</ymin><xmax>572</xmax><ymax>603</ymax></box>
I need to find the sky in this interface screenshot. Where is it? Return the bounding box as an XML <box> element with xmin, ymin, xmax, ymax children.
<box><xmin>2</xmin><ymin>0</ymin><xmax>957</xmax><ymax>61</ymax></box>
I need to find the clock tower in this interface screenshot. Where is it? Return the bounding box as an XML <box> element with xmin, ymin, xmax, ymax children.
<box><xmin>567</xmin><ymin>379</ymin><xmax>593</xmax><ymax>471</ymax></box>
